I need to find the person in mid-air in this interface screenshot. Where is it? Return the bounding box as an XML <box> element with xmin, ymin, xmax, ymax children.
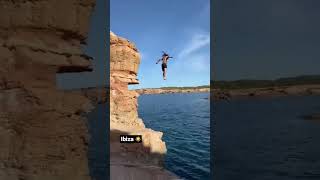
<box><xmin>156</xmin><ymin>52</ymin><xmax>173</xmax><ymax>80</ymax></box>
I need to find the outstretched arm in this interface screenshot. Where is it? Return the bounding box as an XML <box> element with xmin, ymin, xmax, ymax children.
<box><xmin>156</xmin><ymin>58</ymin><xmax>161</xmax><ymax>64</ymax></box>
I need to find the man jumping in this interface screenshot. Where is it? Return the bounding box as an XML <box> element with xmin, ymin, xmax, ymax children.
<box><xmin>156</xmin><ymin>52</ymin><xmax>173</xmax><ymax>80</ymax></box>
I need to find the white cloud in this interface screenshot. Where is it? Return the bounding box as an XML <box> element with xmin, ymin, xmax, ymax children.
<box><xmin>177</xmin><ymin>53</ymin><xmax>210</xmax><ymax>73</ymax></box>
<box><xmin>177</xmin><ymin>32</ymin><xmax>210</xmax><ymax>59</ymax></box>
<box><xmin>172</xmin><ymin>31</ymin><xmax>210</xmax><ymax>73</ymax></box>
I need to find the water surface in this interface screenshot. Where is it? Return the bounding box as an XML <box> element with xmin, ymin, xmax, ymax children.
<box><xmin>214</xmin><ymin>95</ymin><xmax>320</xmax><ymax>180</ymax></box>
<box><xmin>138</xmin><ymin>93</ymin><xmax>211</xmax><ymax>180</ymax></box>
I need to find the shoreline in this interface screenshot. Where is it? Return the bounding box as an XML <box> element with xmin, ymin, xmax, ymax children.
<box><xmin>134</xmin><ymin>84</ymin><xmax>320</xmax><ymax>100</ymax></box>
<box><xmin>213</xmin><ymin>84</ymin><xmax>320</xmax><ymax>100</ymax></box>
<box><xmin>135</xmin><ymin>87</ymin><xmax>210</xmax><ymax>95</ymax></box>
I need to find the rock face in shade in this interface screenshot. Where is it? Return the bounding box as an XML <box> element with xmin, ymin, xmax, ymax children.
<box><xmin>110</xmin><ymin>32</ymin><xmax>177</xmax><ymax>179</ymax></box>
<box><xmin>72</xmin><ymin>87</ymin><xmax>108</xmax><ymax>105</ymax></box>
<box><xmin>0</xmin><ymin>1</ymin><xmax>96</xmax><ymax>180</ymax></box>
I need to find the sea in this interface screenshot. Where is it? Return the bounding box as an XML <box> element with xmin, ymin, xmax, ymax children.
<box><xmin>86</xmin><ymin>94</ymin><xmax>320</xmax><ymax>180</ymax></box>
<box><xmin>86</xmin><ymin>92</ymin><xmax>211</xmax><ymax>180</ymax></box>
<box><xmin>214</xmin><ymin>95</ymin><xmax>320</xmax><ymax>180</ymax></box>
<box><xmin>138</xmin><ymin>92</ymin><xmax>211</xmax><ymax>180</ymax></box>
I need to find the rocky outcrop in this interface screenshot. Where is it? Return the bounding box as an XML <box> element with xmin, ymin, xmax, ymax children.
<box><xmin>136</xmin><ymin>87</ymin><xmax>210</xmax><ymax>95</ymax></box>
<box><xmin>110</xmin><ymin>32</ymin><xmax>176</xmax><ymax>179</ymax></box>
<box><xmin>0</xmin><ymin>1</ymin><xmax>96</xmax><ymax>180</ymax></box>
<box><xmin>71</xmin><ymin>87</ymin><xmax>108</xmax><ymax>105</ymax></box>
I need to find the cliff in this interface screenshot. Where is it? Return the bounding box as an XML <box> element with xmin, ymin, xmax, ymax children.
<box><xmin>110</xmin><ymin>32</ymin><xmax>177</xmax><ymax>179</ymax></box>
<box><xmin>71</xmin><ymin>87</ymin><xmax>108</xmax><ymax>104</ymax></box>
<box><xmin>0</xmin><ymin>1</ymin><xmax>96</xmax><ymax>180</ymax></box>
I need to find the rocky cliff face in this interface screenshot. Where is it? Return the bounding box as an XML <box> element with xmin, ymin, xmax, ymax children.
<box><xmin>0</xmin><ymin>1</ymin><xmax>96</xmax><ymax>180</ymax></box>
<box><xmin>72</xmin><ymin>87</ymin><xmax>108</xmax><ymax>105</ymax></box>
<box><xmin>110</xmin><ymin>32</ymin><xmax>176</xmax><ymax>179</ymax></box>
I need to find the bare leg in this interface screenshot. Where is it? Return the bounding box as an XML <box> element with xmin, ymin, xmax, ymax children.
<box><xmin>163</xmin><ymin>68</ymin><xmax>167</xmax><ymax>80</ymax></box>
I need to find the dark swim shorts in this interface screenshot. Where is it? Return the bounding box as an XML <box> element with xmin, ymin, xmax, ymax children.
<box><xmin>162</xmin><ymin>63</ymin><xmax>167</xmax><ymax>71</ymax></box>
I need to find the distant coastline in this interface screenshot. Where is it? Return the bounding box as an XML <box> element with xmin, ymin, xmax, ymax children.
<box><xmin>68</xmin><ymin>75</ymin><xmax>320</xmax><ymax>101</ymax></box>
<box><xmin>135</xmin><ymin>86</ymin><xmax>210</xmax><ymax>95</ymax></box>
<box><xmin>212</xmin><ymin>75</ymin><xmax>320</xmax><ymax>100</ymax></box>
<box><xmin>134</xmin><ymin>75</ymin><xmax>320</xmax><ymax>100</ymax></box>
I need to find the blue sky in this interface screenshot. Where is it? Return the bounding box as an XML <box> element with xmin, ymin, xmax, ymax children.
<box><xmin>111</xmin><ymin>0</ymin><xmax>210</xmax><ymax>89</ymax></box>
<box><xmin>56</xmin><ymin>0</ymin><xmax>320</xmax><ymax>89</ymax></box>
<box><xmin>215</xmin><ymin>0</ymin><xmax>320</xmax><ymax>80</ymax></box>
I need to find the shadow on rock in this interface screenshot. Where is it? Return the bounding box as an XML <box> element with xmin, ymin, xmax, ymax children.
<box><xmin>110</xmin><ymin>129</ymin><xmax>178</xmax><ymax>180</ymax></box>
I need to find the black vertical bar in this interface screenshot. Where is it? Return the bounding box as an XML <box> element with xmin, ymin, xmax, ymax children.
<box><xmin>210</xmin><ymin>0</ymin><xmax>216</xmax><ymax>179</ymax></box>
<box><xmin>106</xmin><ymin>0</ymin><xmax>110</xmax><ymax>179</ymax></box>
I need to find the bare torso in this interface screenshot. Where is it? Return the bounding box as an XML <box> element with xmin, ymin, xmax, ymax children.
<box><xmin>162</xmin><ymin>56</ymin><xmax>169</xmax><ymax>64</ymax></box>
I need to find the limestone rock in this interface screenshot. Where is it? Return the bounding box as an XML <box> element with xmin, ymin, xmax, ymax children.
<box><xmin>110</xmin><ymin>32</ymin><xmax>175</xmax><ymax>179</ymax></box>
<box><xmin>0</xmin><ymin>1</ymin><xmax>96</xmax><ymax>180</ymax></box>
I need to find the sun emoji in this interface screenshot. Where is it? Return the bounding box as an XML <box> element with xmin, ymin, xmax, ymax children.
<box><xmin>135</xmin><ymin>136</ymin><xmax>141</xmax><ymax>142</ymax></box>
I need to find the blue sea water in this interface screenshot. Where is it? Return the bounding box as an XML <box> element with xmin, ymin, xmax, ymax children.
<box><xmin>138</xmin><ymin>93</ymin><xmax>211</xmax><ymax>180</ymax></box>
<box><xmin>214</xmin><ymin>95</ymin><xmax>320</xmax><ymax>180</ymax></box>
<box><xmin>86</xmin><ymin>94</ymin><xmax>320</xmax><ymax>180</ymax></box>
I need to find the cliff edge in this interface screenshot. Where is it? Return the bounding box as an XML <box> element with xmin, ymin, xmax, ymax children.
<box><xmin>0</xmin><ymin>1</ymin><xmax>96</xmax><ymax>180</ymax></box>
<box><xmin>110</xmin><ymin>32</ymin><xmax>177</xmax><ymax>179</ymax></box>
